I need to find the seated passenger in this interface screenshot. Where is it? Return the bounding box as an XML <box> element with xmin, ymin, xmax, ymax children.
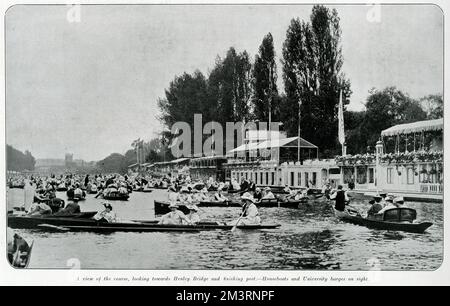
<box><xmin>93</xmin><ymin>203</ymin><xmax>118</xmax><ymax>223</ymax></box>
<box><xmin>158</xmin><ymin>203</ymin><xmax>191</xmax><ymax>225</ymax></box>
<box><xmin>184</xmin><ymin>204</ymin><xmax>201</xmax><ymax>224</ymax></box>
<box><xmin>214</xmin><ymin>189</ymin><xmax>228</xmax><ymax>202</ymax></box>
<box><xmin>262</xmin><ymin>187</ymin><xmax>275</xmax><ymax>200</ymax></box>
<box><xmin>27</xmin><ymin>202</ymin><xmax>52</xmax><ymax>216</ymax></box>
<box><xmin>367</xmin><ymin>199</ymin><xmax>383</xmax><ymax>217</ymax></box>
<box><xmin>54</xmin><ymin>199</ymin><xmax>81</xmax><ymax>216</ymax></box>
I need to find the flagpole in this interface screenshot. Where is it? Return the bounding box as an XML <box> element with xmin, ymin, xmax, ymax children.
<box><xmin>297</xmin><ymin>97</ymin><xmax>301</xmax><ymax>163</ymax></box>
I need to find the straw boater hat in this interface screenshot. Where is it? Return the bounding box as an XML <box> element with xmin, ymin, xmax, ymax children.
<box><xmin>186</xmin><ymin>204</ymin><xmax>199</xmax><ymax>211</ymax></box>
<box><xmin>264</xmin><ymin>187</ymin><xmax>271</xmax><ymax>191</ymax></box>
<box><xmin>168</xmin><ymin>202</ymin><xmax>179</xmax><ymax>209</ymax></box>
<box><xmin>385</xmin><ymin>195</ymin><xmax>394</xmax><ymax>202</ymax></box>
<box><xmin>393</xmin><ymin>197</ymin><xmax>404</xmax><ymax>204</ymax></box>
<box><xmin>241</xmin><ymin>192</ymin><xmax>256</xmax><ymax>203</ymax></box>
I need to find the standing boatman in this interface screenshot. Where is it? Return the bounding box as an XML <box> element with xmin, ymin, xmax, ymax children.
<box><xmin>329</xmin><ymin>185</ymin><xmax>349</xmax><ymax>212</ymax></box>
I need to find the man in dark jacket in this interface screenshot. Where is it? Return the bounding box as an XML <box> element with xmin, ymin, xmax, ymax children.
<box><xmin>330</xmin><ymin>185</ymin><xmax>349</xmax><ymax>211</ymax></box>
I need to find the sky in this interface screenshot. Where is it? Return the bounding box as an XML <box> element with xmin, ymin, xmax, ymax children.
<box><xmin>5</xmin><ymin>4</ymin><xmax>443</xmax><ymax>161</ymax></box>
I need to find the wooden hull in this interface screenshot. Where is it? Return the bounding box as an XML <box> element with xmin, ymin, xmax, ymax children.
<box><xmin>154</xmin><ymin>199</ymin><xmax>305</xmax><ymax>215</ymax></box>
<box><xmin>8</xmin><ymin>215</ymin><xmax>199</xmax><ymax>233</ymax></box>
<box><xmin>7</xmin><ymin>215</ymin><xmax>279</xmax><ymax>232</ymax></box>
<box><xmin>333</xmin><ymin>208</ymin><xmax>433</xmax><ymax>233</ymax></box>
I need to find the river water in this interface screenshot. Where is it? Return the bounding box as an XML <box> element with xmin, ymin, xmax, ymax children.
<box><xmin>6</xmin><ymin>184</ymin><xmax>443</xmax><ymax>270</ymax></box>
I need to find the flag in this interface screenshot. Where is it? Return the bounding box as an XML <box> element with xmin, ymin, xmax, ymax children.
<box><xmin>338</xmin><ymin>90</ymin><xmax>345</xmax><ymax>146</ymax></box>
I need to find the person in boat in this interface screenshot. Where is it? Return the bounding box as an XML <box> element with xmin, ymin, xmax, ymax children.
<box><xmin>240</xmin><ymin>178</ymin><xmax>249</xmax><ymax>192</ymax></box>
<box><xmin>158</xmin><ymin>203</ymin><xmax>192</xmax><ymax>225</ymax></box>
<box><xmin>283</xmin><ymin>184</ymin><xmax>292</xmax><ymax>194</ymax></box>
<box><xmin>93</xmin><ymin>203</ymin><xmax>118</xmax><ymax>223</ymax></box>
<box><xmin>367</xmin><ymin>199</ymin><xmax>383</xmax><ymax>217</ymax></box>
<box><xmin>329</xmin><ymin>185</ymin><xmax>349</xmax><ymax>212</ymax></box>
<box><xmin>214</xmin><ymin>189</ymin><xmax>229</xmax><ymax>202</ymax></box>
<box><xmin>228</xmin><ymin>192</ymin><xmax>261</xmax><ymax>226</ymax></box>
<box><xmin>180</xmin><ymin>189</ymin><xmax>194</xmax><ymax>204</ymax></box>
<box><xmin>118</xmin><ymin>183</ymin><xmax>128</xmax><ymax>195</ymax></box>
<box><xmin>27</xmin><ymin>201</ymin><xmax>53</xmax><ymax>216</ymax></box>
<box><xmin>247</xmin><ymin>180</ymin><xmax>256</xmax><ymax>192</ymax></box>
<box><xmin>231</xmin><ymin>178</ymin><xmax>241</xmax><ymax>191</ymax></box>
<box><xmin>253</xmin><ymin>188</ymin><xmax>263</xmax><ymax>201</ymax></box>
<box><xmin>184</xmin><ymin>204</ymin><xmax>201</xmax><ymax>224</ymax></box>
<box><xmin>261</xmin><ymin>187</ymin><xmax>275</xmax><ymax>200</ymax></box>
<box><xmin>54</xmin><ymin>198</ymin><xmax>81</xmax><ymax>216</ymax></box>
<box><xmin>74</xmin><ymin>184</ymin><xmax>83</xmax><ymax>199</ymax></box>
<box><xmin>372</xmin><ymin>195</ymin><xmax>394</xmax><ymax>216</ymax></box>
<box><xmin>168</xmin><ymin>186</ymin><xmax>181</xmax><ymax>203</ymax></box>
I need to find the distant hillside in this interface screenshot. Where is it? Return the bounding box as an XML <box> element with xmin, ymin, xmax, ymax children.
<box><xmin>6</xmin><ymin>145</ymin><xmax>36</xmax><ymax>171</ymax></box>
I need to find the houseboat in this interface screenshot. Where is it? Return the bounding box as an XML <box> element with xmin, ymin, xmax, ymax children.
<box><xmin>336</xmin><ymin>119</ymin><xmax>443</xmax><ymax>202</ymax></box>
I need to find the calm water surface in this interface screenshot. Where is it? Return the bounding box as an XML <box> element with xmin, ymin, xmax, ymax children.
<box><xmin>6</xmin><ymin>184</ymin><xmax>443</xmax><ymax>270</ymax></box>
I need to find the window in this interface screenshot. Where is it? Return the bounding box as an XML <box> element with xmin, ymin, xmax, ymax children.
<box><xmin>260</xmin><ymin>172</ymin><xmax>264</xmax><ymax>185</ymax></box>
<box><xmin>290</xmin><ymin>172</ymin><xmax>294</xmax><ymax>186</ymax></box>
<box><xmin>266</xmin><ymin>172</ymin><xmax>269</xmax><ymax>185</ymax></box>
<box><xmin>255</xmin><ymin>173</ymin><xmax>258</xmax><ymax>184</ymax></box>
<box><xmin>368</xmin><ymin>168</ymin><xmax>374</xmax><ymax>184</ymax></box>
<box><xmin>312</xmin><ymin>172</ymin><xmax>317</xmax><ymax>186</ymax></box>
<box><xmin>271</xmin><ymin>172</ymin><xmax>275</xmax><ymax>185</ymax></box>
<box><xmin>298</xmin><ymin>172</ymin><xmax>302</xmax><ymax>186</ymax></box>
<box><xmin>305</xmin><ymin>173</ymin><xmax>309</xmax><ymax>187</ymax></box>
<box><xmin>407</xmin><ymin>168</ymin><xmax>414</xmax><ymax>184</ymax></box>
<box><xmin>387</xmin><ymin>168</ymin><xmax>393</xmax><ymax>184</ymax></box>
<box><xmin>356</xmin><ymin>167</ymin><xmax>367</xmax><ymax>184</ymax></box>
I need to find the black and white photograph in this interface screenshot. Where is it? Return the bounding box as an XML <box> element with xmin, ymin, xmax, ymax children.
<box><xmin>2</xmin><ymin>1</ymin><xmax>446</xmax><ymax>278</ymax></box>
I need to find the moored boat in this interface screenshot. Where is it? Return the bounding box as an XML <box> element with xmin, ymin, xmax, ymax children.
<box><xmin>333</xmin><ymin>207</ymin><xmax>433</xmax><ymax>233</ymax></box>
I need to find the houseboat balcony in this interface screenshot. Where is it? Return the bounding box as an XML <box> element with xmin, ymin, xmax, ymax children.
<box><xmin>420</xmin><ymin>183</ymin><xmax>443</xmax><ymax>194</ymax></box>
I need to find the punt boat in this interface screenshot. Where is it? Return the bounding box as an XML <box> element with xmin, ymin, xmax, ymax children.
<box><xmin>7</xmin><ymin>214</ymin><xmax>280</xmax><ymax>232</ymax></box>
<box><xmin>333</xmin><ymin>207</ymin><xmax>433</xmax><ymax>233</ymax></box>
<box><xmin>154</xmin><ymin>198</ymin><xmax>306</xmax><ymax>215</ymax></box>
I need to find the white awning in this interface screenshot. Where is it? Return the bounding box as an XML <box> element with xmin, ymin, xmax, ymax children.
<box><xmin>381</xmin><ymin>118</ymin><xmax>443</xmax><ymax>137</ymax></box>
<box><xmin>257</xmin><ymin>136</ymin><xmax>318</xmax><ymax>149</ymax></box>
<box><xmin>227</xmin><ymin>142</ymin><xmax>260</xmax><ymax>153</ymax></box>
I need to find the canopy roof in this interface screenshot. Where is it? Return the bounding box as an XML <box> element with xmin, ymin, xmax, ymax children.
<box><xmin>381</xmin><ymin>119</ymin><xmax>443</xmax><ymax>137</ymax></box>
<box><xmin>227</xmin><ymin>142</ymin><xmax>260</xmax><ymax>153</ymax></box>
<box><xmin>257</xmin><ymin>136</ymin><xmax>318</xmax><ymax>150</ymax></box>
<box><xmin>227</xmin><ymin>136</ymin><xmax>317</xmax><ymax>154</ymax></box>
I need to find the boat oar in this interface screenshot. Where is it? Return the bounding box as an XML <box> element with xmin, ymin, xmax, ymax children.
<box><xmin>231</xmin><ymin>205</ymin><xmax>247</xmax><ymax>232</ymax></box>
<box><xmin>94</xmin><ymin>191</ymin><xmax>103</xmax><ymax>198</ymax></box>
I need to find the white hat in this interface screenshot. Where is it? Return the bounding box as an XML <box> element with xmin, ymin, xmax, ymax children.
<box><xmin>168</xmin><ymin>202</ymin><xmax>179</xmax><ymax>208</ymax></box>
<box><xmin>385</xmin><ymin>195</ymin><xmax>394</xmax><ymax>202</ymax></box>
<box><xmin>393</xmin><ymin>196</ymin><xmax>404</xmax><ymax>204</ymax></box>
<box><xmin>186</xmin><ymin>204</ymin><xmax>199</xmax><ymax>211</ymax></box>
<box><xmin>241</xmin><ymin>192</ymin><xmax>255</xmax><ymax>203</ymax></box>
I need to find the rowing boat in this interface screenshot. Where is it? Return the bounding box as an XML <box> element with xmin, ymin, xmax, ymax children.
<box><xmin>154</xmin><ymin>199</ymin><xmax>306</xmax><ymax>215</ymax></box>
<box><xmin>7</xmin><ymin>215</ymin><xmax>280</xmax><ymax>232</ymax></box>
<box><xmin>8</xmin><ymin>215</ymin><xmax>199</xmax><ymax>232</ymax></box>
<box><xmin>333</xmin><ymin>207</ymin><xmax>433</xmax><ymax>233</ymax></box>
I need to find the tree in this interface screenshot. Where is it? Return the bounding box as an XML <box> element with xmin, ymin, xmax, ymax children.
<box><xmin>6</xmin><ymin>145</ymin><xmax>36</xmax><ymax>171</ymax></box>
<box><xmin>158</xmin><ymin>70</ymin><xmax>209</xmax><ymax>129</ymax></box>
<box><xmin>420</xmin><ymin>94</ymin><xmax>443</xmax><ymax>119</ymax></box>
<box><xmin>96</xmin><ymin>153</ymin><xmax>127</xmax><ymax>174</ymax></box>
<box><xmin>344</xmin><ymin>87</ymin><xmax>428</xmax><ymax>153</ymax></box>
<box><xmin>208</xmin><ymin>47</ymin><xmax>253</xmax><ymax>124</ymax></box>
<box><xmin>281</xmin><ymin>5</ymin><xmax>351</xmax><ymax>157</ymax></box>
<box><xmin>252</xmin><ymin>33</ymin><xmax>280</xmax><ymax>122</ymax></box>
